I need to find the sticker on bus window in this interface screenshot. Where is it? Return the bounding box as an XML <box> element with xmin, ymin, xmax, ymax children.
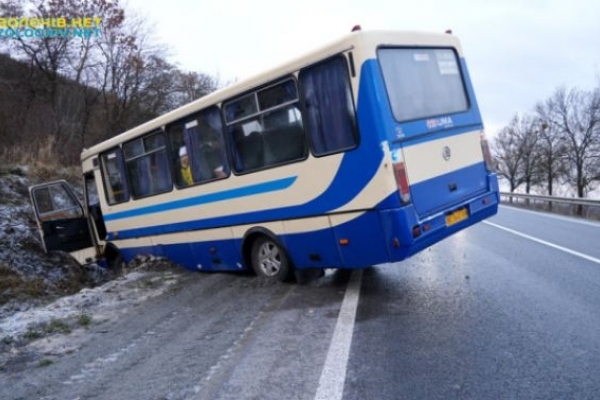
<box><xmin>413</xmin><ymin>53</ymin><xmax>430</xmax><ymax>62</ymax></box>
<box><xmin>185</xmin><ymin>120</ymin><xmax>198</xmax><ymax>129</ymax></box>
<box><xmin>437</xmin><ymin>60</ymin><xmax>458</xmax><ymax>75</ymax></box>
<box><xmin>436</xmin><ymin>51</ymin><xmax>459</xmax><ymax>75</ymax></box>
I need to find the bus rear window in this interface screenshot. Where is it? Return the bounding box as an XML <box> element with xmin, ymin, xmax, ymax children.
<box><xmin>378</xmin><ymin>48</ymin><xmax>468</xmax><ymax>122</ymax></box>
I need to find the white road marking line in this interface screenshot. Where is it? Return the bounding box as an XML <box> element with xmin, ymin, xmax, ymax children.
<box><xmin>484</xmin><ymin>221</ymin><xmax>600</xmax><ymax>265</ymax></box>
<box><xmin>314</xmin><ymin>269</ymin><xmax>363</xmax><ymax>400</ymax></box>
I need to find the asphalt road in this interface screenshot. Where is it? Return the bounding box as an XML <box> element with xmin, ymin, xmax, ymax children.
<box><xmin>346</xmin><ymin>206</ymin><xmax>600</xmax><ymax>400</ymax></box>
<box><xmin>2</xmin><ymin>205</ymin><xmax>600</xmax><ymax>400</ymax></box>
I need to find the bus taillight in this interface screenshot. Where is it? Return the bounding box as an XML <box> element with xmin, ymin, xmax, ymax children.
<box><xmin>480</xmin><ymin>131</ymin><xmax>494</xmax><ymax>172</ymax></box>
<box><xmin>393</xmin><ymin>161</ymin><xmax>411</xmax><ymax>204</ymax></box>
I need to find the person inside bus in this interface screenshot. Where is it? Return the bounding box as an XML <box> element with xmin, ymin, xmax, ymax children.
<box><xmin>179</xmin><ymin>146</ymin><xmax>194</xmax><ymax>186</ymax></box>
<box><xmin>204</xmin><ymin>139</ymin><xmax>228</xmax><ymax>178</ymax></box>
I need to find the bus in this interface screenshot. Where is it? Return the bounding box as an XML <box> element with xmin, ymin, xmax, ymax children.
<box><xmin>29</xmin><ymin>28</ymin><xmax>499</xmax><ymax>282</ymax></box>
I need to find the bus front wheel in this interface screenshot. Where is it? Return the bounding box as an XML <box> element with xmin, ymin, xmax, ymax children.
<box><xmin>250</xmin><ymin>236</ymin><xmax>292</xmax><ymax>282</ymax></box>
<box><xmin>105</xmin><ymin>243</ymin><xmax>125</xmax><ymax>272</ymax></box>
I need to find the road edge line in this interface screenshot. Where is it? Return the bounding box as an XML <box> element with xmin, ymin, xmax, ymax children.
<box><xmin>484</xmin><ymin>221</ymin><xmax>600</xmax><ymax>265</ymax></box>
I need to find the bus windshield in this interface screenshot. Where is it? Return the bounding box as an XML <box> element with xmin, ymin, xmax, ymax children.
<box><xmin>378</xmin><ymin>48</ymin><xmax>468</xmax><ymax>122</ymax></box>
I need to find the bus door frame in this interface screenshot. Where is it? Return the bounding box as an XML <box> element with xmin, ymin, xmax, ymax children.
<box><xmin>29</xmin><ymin>179</ymin><xmax>101</xmax><ymax>265</ymax></box>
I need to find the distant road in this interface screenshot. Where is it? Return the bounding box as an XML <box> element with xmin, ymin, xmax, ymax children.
<box><xmin>2</xmin><ymin>205</ymin><xmax>600</xmax><ymax>400</ymax></box>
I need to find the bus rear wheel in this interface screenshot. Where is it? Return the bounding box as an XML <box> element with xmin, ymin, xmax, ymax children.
<box><xmin>251</xmin><ymin>236</ymin><xmax>292</xmax><ymax>282</ymax></box>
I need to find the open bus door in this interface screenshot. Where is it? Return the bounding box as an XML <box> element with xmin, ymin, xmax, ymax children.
<box><xmin>29</xmin><ymin>180</ymin><xmax>98</xmax><ymax>265</ymax></box>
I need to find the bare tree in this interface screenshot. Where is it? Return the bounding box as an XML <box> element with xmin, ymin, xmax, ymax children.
<box><xmin>537</xmin><ymin>86</ymin><xmax>600</xmax><ymax>198</ymax></box>
<box><xmin>0</xmin><ymin>0</ymin><xmax>74</xmax><ymax>148</ymax></box>
<box><xmin>0</xmin><ymin>0</ymin><xmax>223</xmax><ymax>164</ymax></box>
<box><xmin>492</xmin><ymin>114</ymin><xmax>541</xmax><ymax>193</ymax></box>
<box><xmin>0</xmin><ymin>0</ymin><xmax>129</xmax><ymax>159</ymax></box>
<box><xmin>530</xmin><ymin>117</ymin><xmax>568</xmax><ymax>197</ymax></box>
<box><xmin>173</xmin><ymin>70</ymin><xmax>221</xmax><ymax>106</ymax></box>
<box><xmin>93</xmin><ymin>9</ymin><xmax>182</xmax><ymax>137</ymax></box>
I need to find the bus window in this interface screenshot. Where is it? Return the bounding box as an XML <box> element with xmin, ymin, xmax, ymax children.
<box><xmin>32</xmin><ymin>184</ymin><xmax>83</xmax><ymax>221</ymax></box>
<box><xmin>257</xmin><ymin>79</ymin><xmax>297</xmax><ymax>110</ymax></box>
<box><xmin>100</xmin><ymin>148</ymin><xmax>129</xmax><ymax>205</ymax></box>
<box><xmin>224</xmin><ymin>93</ymin><xmax>258</xmax><ymax>122</ymax></box>
<box><xmin>123</xmin><ymin>131</ymin><xmax>172</xmax><ymax>198</ymax></box>
<box><xmin>299</xmin><ymin>56</ymin><xmax>358</xmax><ymax>156</ymax></box>
<box><xmin>377</xmin><ymin>48</ymin><xmax>468</xmax><ymax>122</ymax></box>
<box><xmin>225</xmin><ymin>78</ymin><xmax>306</xmax><ymax>173</ymax></box>
<box><xmin>167</xmin><ymin>106</ymin><xmax>230</xmax><ymax>188</ymax></box>
<box><xmin>262</xmin><ymin>105</ymin><xmax>305</xmax><ymax>165</ymax></box>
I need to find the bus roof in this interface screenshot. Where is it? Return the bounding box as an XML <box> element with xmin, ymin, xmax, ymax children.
<box><xmin>80</xmin><ymin>29</ymin><xmax>462</xmax><ymax>162</ymax></box>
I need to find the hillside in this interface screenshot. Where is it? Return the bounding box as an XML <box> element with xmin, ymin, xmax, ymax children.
<box><xmin>0</xmin><ymin>165</ymin><xmax>111</xmax><ymax>318</ymax></box>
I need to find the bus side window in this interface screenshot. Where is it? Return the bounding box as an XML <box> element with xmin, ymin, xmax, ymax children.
<box><xmin>262</xmin><ymin>106</ymin><xmax>305</xmax><ymax>165</ymax></box>
<box><xmin>299</xmin><ymin>56</ymin><xmax>358</xmax><ymax>156</ymax></box>
<box><xmin>100</xmin><ymin>148</ymin><xmax>130</xmax><ymax>205</ymax></box>
<box><xmin>225</xmin><ymin>78</ymin><xmax>306</xmax><ymax>173</ymax></box>
<box><xmin>167</xmin><ymin>123</ymin><xmax>189</xmax><ymax>188</ymax></box>
<box><xmin>123</xmin><ymin>131</ymin><xmax>173</xmax><ymax>199</ymax></box>
<box><xmin>238</xmin><ymin>129</ymin><xmax>264</xmax><ymax>170</ymax></box>
<box><xmin>168</xmin><ymin>106</ymin><xmax>230</xmax><ymax>188</ymax></box>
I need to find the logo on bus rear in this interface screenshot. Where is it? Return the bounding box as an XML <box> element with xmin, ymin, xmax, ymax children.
<box><xmin>442</xmin><ymin>145</ymin><xmax>451</xmax><ymax>161</ymax></box>
<box><xmin>426</xmin><ymin>116</ymin><xmax>453</xmax><ymax>130</ymax></box>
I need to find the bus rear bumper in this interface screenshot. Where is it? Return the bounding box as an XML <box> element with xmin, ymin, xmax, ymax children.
<box><xmin>381</xmin><ymin>188</ymin><xmax>499</xmax><ymax>262</ymax></box>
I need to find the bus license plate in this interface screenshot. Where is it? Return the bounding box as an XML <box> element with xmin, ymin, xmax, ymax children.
<box><xmin>445</xmin><ymin>208</ymin><xmax>468</xmax><ymax>226</ymax></box>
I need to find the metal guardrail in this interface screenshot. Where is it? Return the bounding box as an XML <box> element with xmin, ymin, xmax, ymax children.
<box><xmin>499</xmin><ymin>192</ymin><xmax>600</xmax><ymax>207</ymax></box>
<box><xmin>499</xmin><ymin>191</ymin><xmax>600</xmax><ymax>220</ymax></box>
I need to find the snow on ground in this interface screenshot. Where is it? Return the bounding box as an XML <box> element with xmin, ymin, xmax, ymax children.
<box><xmin>0</xmin><ymin>255</ymin><xmax>186</xmax><ymax>370</ymax></box>
<box><xmin>0</xmin><ymin>166</ymin><xmax>187</xmax><ymax>370</ymax></box>
<box><xmin>0</xmin><ymin>259</ymin><xmax>181</xmax><ymax>339</ymax></box>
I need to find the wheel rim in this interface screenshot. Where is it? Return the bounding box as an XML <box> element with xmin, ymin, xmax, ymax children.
<box><xmin>257</xmin><ymin>240</ymin><xmax>281</xmax><ymax>277</ymax></box>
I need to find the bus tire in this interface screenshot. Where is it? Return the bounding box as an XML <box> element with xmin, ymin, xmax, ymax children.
<box><xmin>250</xmin><ymin>236</ymin><xmax>293</xmax><ymax>282</ymax></box>
<box><xmin>105</xmin><ymin>244</ymin><xmax>125</xmax><ymax>272</ymax></box>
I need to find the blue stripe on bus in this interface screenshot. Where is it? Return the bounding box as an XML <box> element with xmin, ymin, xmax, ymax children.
<box><xmin>104</xmin><ymin>176</ymin><xmax>298</xmax><ymax>222</ymax></box>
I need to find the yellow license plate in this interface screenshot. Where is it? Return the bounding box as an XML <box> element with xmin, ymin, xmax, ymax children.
<box><xmin>445</xmin><ymin>208</ymin><xmax>468</xmax><ymax>226</ymax></box>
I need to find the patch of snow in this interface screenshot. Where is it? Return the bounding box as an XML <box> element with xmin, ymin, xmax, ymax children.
<box><xmin>0</xmin><ymin>267</ymin><xmax>180</xmax><ymax>339</ymax></box>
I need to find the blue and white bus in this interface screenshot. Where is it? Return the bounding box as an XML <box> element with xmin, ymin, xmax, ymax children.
<box><xmin>30</xmin><ymin>28</ymin><xmax>499</xmax><ymax>282</ymax></box>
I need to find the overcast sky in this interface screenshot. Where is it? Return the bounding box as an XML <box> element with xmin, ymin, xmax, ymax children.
<box><xmin>125</xmin><ymin>0</ymin><xmax>600</xmax><ymax>137</ymax></box>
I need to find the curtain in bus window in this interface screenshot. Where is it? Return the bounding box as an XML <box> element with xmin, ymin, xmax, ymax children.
<box><xmin>130</xmin><ymin>157</ymin><xmax>152</xmax><ymax>197</ymax></box>
<box><xmin>139</xmin><ymin>157</ymin><xmax>152</xmax><ymax>197</ymax></box>
<box><xmin>184</xmin><ymin>124</ymin><xmax>211</xmax><ymax>182</ymax></box>
<box><xmin>153</xmin><ymin>150</ymin><xmax>172</xmax><ymax>192</ymax></box>
<box><xmin>183</xmin><ymin>125</ymin><xmax>201</xmax><ymax>182</ymax></box>
<box><xmin>229</xmin><ymin>125</ymin><xmax>246</xmax><ymax>172</ymax></box>
<box><xmin>203</xmin><ymin>108</ymin><xmax>230</xmax><ymax>177</ymax></box>
<box><xmin>301</xmin><ymin>57</ymin><xmax>356</xmax><ymax>155</ymax></box>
